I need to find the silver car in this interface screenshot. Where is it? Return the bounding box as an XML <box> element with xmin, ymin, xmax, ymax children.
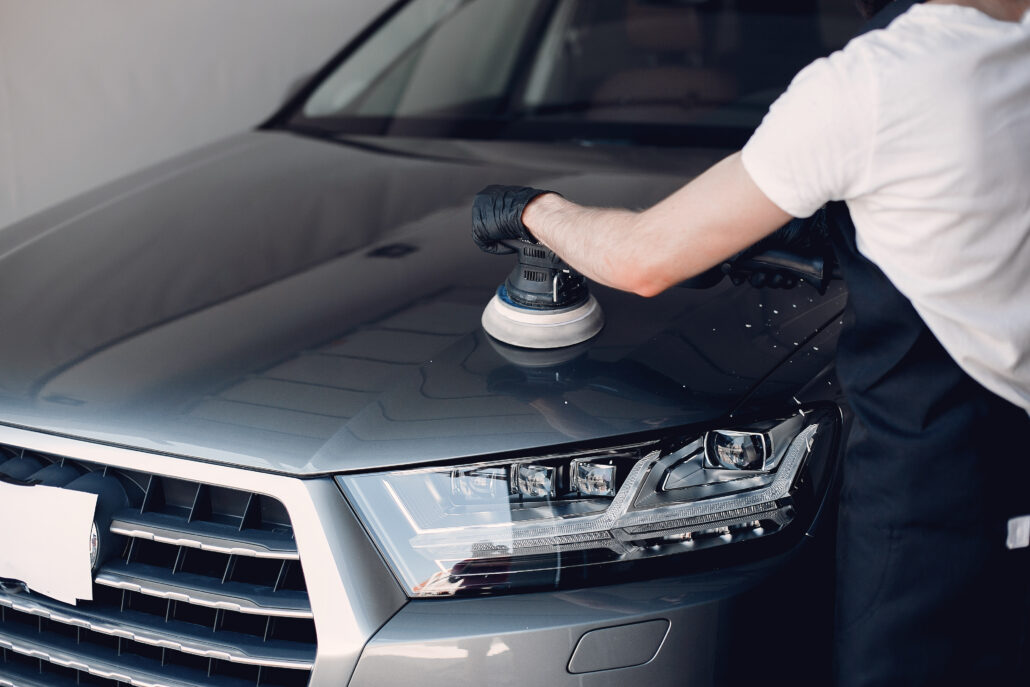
<box><xmin>0</xmin><ymin>1</ymin><xmax>859</xmax><ymax>685</ymax></box>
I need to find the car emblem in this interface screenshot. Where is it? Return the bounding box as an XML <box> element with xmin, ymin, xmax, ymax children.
<box><xmin>90</xmin><ymin>522</ymin><xmax>100</xmax><ymax>569</ymax></box>
<box><xmin>0</xmin><ymin>479</ymin><xmax>98</xmax><ymax>605</ymax></box>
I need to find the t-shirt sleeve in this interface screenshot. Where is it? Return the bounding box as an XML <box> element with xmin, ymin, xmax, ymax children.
<box><xmin>741</xmin><ymin>46</ymin><xmax>877</xmax><ymax>218</ymax></box>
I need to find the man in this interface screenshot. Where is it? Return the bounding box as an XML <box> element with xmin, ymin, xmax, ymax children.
<box><xmin>472</xmin><ymin>0</ymin><xmax>1030</xmax><ymax>684</ymax></box>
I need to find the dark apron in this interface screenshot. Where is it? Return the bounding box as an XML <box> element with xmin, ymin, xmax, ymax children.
<box><xmin>825</xmin><ymin>201</ymin><xmax>1030</xmax><ymax>686</ymax></box>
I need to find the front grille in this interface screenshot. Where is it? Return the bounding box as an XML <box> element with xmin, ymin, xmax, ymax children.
<box><xmin>0</xmin><ymin>445</ymin><xmax>315</xmax><ymax>687</ymax></box>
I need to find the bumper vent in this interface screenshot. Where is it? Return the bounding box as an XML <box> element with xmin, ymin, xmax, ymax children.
<box><xmin>0</xmin><ymin>446</ymin><xmax>314</xmax><ymax>687</ymax></box>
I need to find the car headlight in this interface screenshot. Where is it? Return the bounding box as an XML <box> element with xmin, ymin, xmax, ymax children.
<box><xmin>338</xmin><ymin>407</ymin><xmax>839</xmax><ymax>597</ymax></box>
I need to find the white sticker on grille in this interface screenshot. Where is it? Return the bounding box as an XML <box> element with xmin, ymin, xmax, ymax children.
<box><xmin>0</xmin><ymin>481</ymin><xmax>98</xmax><ymax>605</ymax></box>
<box><xmin>1007</xmin><ymin>515</ymin><xmax>1030</xmax><ymax>550</ymax></box>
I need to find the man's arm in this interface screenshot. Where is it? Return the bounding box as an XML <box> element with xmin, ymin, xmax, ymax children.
<box><xmin>522</xmin><ymin>152</ymin><xmax>792</xmax><ymax>297</ymax></box>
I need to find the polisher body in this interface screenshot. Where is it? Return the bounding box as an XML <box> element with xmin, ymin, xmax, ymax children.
<box><xmin>481</xmin><ymin>241</ymin><xmax>605</xmax><ymax>348</ymax></box>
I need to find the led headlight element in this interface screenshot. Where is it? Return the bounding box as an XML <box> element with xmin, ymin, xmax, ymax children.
<box><xmin>339</xmin><ymin>410</ymin><xmax>836</xmax><ymax>597</ymax></box>
<box><xmin>451</xmin><ymin>466</ymin><xmax>506</xmax><ymax>500</ymax></box>
<box><xmin>512</xmin><ymin>463</ymin><xmax>557</xmax><ymax>499</ymax></box>
<box><xmin>572</xmin><ymin>460</ymin><xmax>616</xmax><ymax>497</ymax></box>
<box><xmin>705</xmin><ymin>430</ymin><xmax>769</xmax><ymax>470</ymax></box>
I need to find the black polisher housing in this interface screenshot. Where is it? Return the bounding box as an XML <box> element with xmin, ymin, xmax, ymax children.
<box><xmin>503</xmin><ymin>242</ymin><xmax>589</xmax><ymax>309</ymax></box>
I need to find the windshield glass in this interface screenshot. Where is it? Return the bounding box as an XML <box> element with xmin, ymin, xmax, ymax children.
<box><xmin>291</xmin><ymin>0</ymin><xmax>861</xmax><ymax>146</ymax></box>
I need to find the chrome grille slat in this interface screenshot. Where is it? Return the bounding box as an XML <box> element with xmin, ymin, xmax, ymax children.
<box><xmin>96</xmin><ymin>562</ymin><xmax>313</xmax><ymax>618</ymax></box>
<box><xmin>0</xmin><ymin>588</ymin><xmax>314</xmax><ymax>670</ymax></box>
<box><xmin>0</xmin><ymin>625</ymin><xmax>238</xmax><ymax>687</ymax></box>
<box><xmin>110</xmin><ymin>510</ymin><xmax>299</xmax><ymax>560</ymax></box>
<box><xmin>0</xmin><ymin>662</ymin><xmax>76</xmax><ymax>687</ymax></box>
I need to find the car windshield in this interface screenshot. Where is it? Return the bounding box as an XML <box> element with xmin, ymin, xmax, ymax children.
<box><xmin>288</xmin><ymin>0</ymin><xmax>861</xmax><ymax>146</ymax></box>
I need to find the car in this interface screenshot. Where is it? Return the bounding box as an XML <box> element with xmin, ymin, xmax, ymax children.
<box><xmin>0</xmin><ymin>1</ymin><xmax>862</xmax><ymax>685</ymax></box>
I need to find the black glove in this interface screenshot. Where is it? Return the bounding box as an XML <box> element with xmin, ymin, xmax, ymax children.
<box><xmin>680</xmin><ymin>209</ymin><xmax>836</xmax><ymax>291</ymax></box>
<box><xmin>723</xmin><ymin>211</ymin><xmax>835</xmax><ymax>291</ymax></box>
<box><xmin>471</xmin><ymin>185</ymin><xmax>555</xmax><ymax>255</ymax></box>
<box><xmin>723</xmin><ymin>254</ymin><xmax>804</xmax><ymax>289</ymax></box>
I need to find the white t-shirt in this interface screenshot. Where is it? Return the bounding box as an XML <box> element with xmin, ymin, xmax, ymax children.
<box><xmin>742</xmin><ymin>3</ymin><xmax>1030</xmax><ymax>413</ymax></box>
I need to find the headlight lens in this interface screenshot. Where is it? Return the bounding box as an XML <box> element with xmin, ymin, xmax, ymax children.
<box><xmin>338</xmin><ymin>408</ymin><xmax>837</xmax><ymax>597</ymax></box>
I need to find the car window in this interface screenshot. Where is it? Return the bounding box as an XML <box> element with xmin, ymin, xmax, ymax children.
<box><xmin>305</xmin><ymin>0</ymin><xmax>539</xmax><ymax>118</ymax></box>
<box><xmin>295</xmin><ymin>0</ymin><xmax>862</xmax><ymax>145</ymax></box>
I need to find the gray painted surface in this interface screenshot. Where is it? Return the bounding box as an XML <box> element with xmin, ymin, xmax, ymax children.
<box><xmin>0</xmin><ymin>130</ymin><xmax>846</xmax><ymax>474</ymax></box>
<box><xmin>348</xmin><ymin>542</ymin><xmax>833</xmax><ymax>686</ymax></box>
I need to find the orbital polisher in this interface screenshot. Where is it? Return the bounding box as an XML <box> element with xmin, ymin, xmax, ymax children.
<box><xmin>472</xmin><ymin>185</ymin><xmax>604</xmax><ymax>349</ymax></box>
<box><xmin>481</xmin><ymin>240</ymin><xmax>604</xmax><ymax>349</ymax></box>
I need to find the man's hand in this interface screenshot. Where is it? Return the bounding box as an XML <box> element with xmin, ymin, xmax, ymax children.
<box><xmin>471</xmin><ymin>185</ymin><xmax>556</xmax><ymax>254</ymax></box>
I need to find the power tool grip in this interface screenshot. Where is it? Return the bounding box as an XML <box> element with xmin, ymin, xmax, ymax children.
<box><xmin>500</xmin><ymin>241</ymin><xmax>588</xmax><ymax>309</ymax></box>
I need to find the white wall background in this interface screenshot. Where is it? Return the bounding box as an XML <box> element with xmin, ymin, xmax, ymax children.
<box><xmin>0</xmin><ymin>0</ymin><xmax>390</xmax><ymax>229</ymax></box>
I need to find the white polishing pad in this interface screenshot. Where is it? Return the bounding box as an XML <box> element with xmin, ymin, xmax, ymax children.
<box><xmin>481</xmin><ymin>293</ymin><xmax>604</xmax><ymax>349</ymax></box>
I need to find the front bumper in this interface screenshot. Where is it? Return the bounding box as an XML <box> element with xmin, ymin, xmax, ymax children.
<box><xmin>350</xmin><ymin>531</ymin><xmax>835</xmax><ymax>686</ymax></box>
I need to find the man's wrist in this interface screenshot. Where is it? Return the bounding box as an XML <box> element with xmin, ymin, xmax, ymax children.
<box><xmin>522</xmin><ymin>192</ymin><xmax>564</xmax><ymax>242</ymax></box>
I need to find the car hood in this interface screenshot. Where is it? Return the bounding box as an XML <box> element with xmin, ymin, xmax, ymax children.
<box><xmin>0</xmin><ymin>131</ymin><xmax>845</xmax><ymax>475</ymax></box>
